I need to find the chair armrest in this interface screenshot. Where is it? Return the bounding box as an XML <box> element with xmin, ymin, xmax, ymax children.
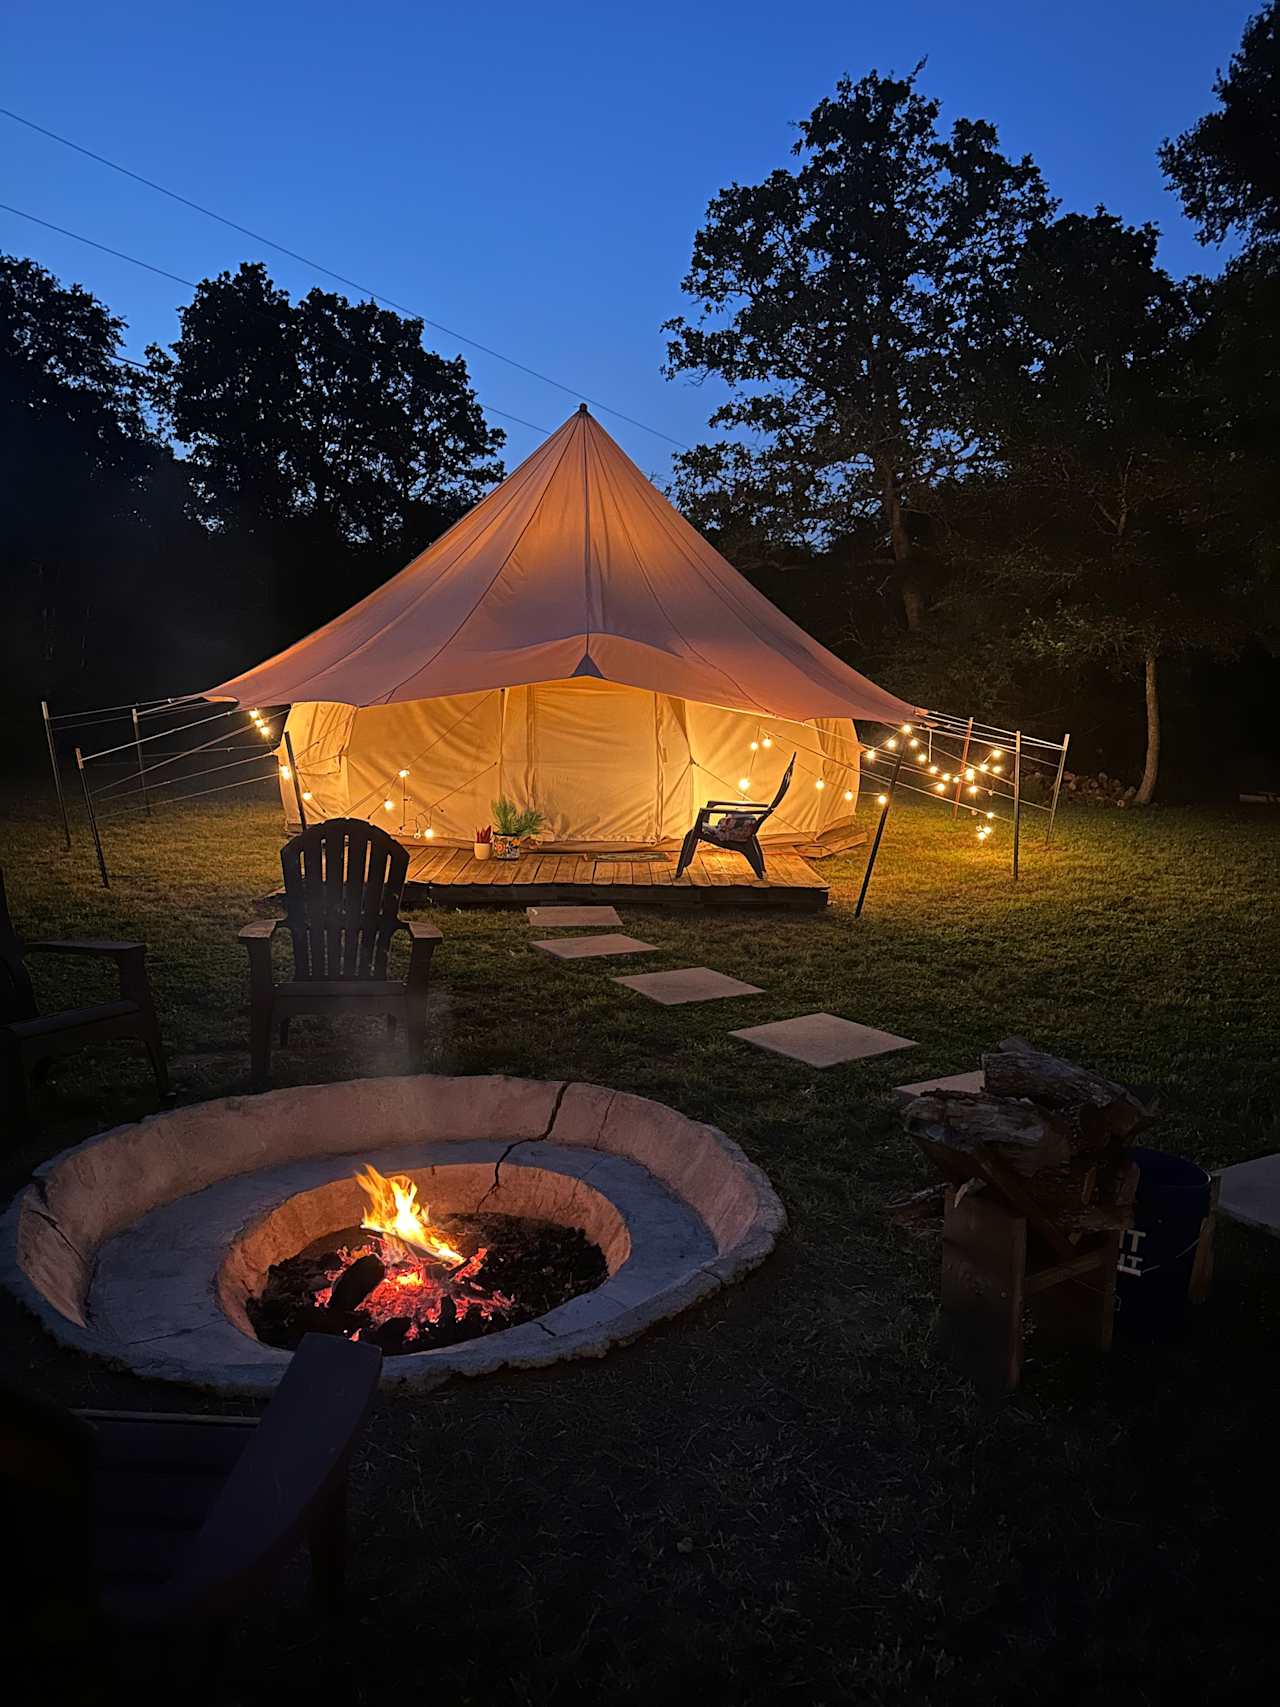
<box><xmin>404</xmin><ymin>920</ymin><xmax>444</xmax><ymax>942</ymax></box>
<box><xmin>238</xmin><ymin>920</ymin><xmax>281</xmax><ymax>942</ymax></box>
<box><xmin>23</xmin><ymin>938</ymin><xmax>145</xmax><ymax>960</ymax></box>
<box><xmin>704</xmin><ymin>801</ymin><xmax>767</xmax><ymax>812</ymax></box>
<box><xmin>113</xmin><ymin>1335</ymin><xmax>382</xmax><ymax>1626</ymax></box>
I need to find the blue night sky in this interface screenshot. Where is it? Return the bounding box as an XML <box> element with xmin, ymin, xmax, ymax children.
<box><xmin>2</xmin><ymin>1</ymin><xmax>1255</xmax><ymax>480</ymax></box>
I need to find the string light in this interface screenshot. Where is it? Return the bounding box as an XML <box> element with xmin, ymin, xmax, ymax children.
<box><xmin>877</xmin><ymin>793</ymin><xmax>888</xmax><ymax>805</ymax></box>
<box><xmin>986</xmin><ymin>811</ymin><xmax>995</xmax><ymax>820</ymax></box>
<box><xmin>383</xmin><ymin>798</ymin><xmax>395</xmax><ymax>812</ymax></box>
<box><xmin>814</xmin><ymin>778</ymin><xmax>825</xmax><ymax>790</ymax></box>
<box><xmin>302</xmin><ymin>790</ymin><xmax>313</xmax><ymax>801</ymax></box>
<box><xmin>965</xmin><ymin>768</ymin><xmax>976</xmax><ymax>781</ymax></box>
<box><xmin>844</xmin><ymin>788</ymin><xmax>854</xmax><ymax>801</ymax></box>
<box><xmin>749</xmin><ymin>739</ymin><xmax>759</xmax><ymax>751</ymax></box>
<box><xmin>990</xmin><ymin>749</ymin><xmax>1004</xmax><ymax>760</ymax></box>
<box><xmin>738</xmin><ymin>777</ymin><xmax>751</xmax><ymax>791</ymax></box>
<box><xmin>762</xmin><ymin>736</ymin><xmax>773</xmax><ymax>748</ymax></box>
<box><xmin>398</xmin><ymin>768</ymin><xmax>410</xmax><ymax>779</ymax></box>
<box><xmin>279</xmin><ymin>765</ymin><xmax>291</xmax><ymax>781</ymax></box>
<box><xmin>260</xmin><ymin>726</ymin><xmax>273</xmax><ymax>740</ymax></box>
<box><xmin>425</xmin><ymin>825</ymin><xmax>435</xmax><ymax>838</ymax></box>
<box><xmin>248</xmin><ymin>709</ymin><xmax>260</xmax><ymax>719</ymax></box>
<box><xmin>864</xmin><ymin>748</ymin><xmax>877</xmax><ymax>761</ymax></box>
<box><xmin>900</xmin><ymin>723</ymin><xmax>913</xmax><ymax>734</ymax></box>
<box><xmin>928</xmin><ymin>764</ymin><xmax>939</xmax><ymax>775</ymax></box>
<box><xmin>885</xmin><ymin>738</ymin><xmax>898</xmax><ymax>751</ymax></box>
<box><xmin>967</xmin><ymin>785</ymin><xmax>979</xmax><ymax>795</ymax></box>
<box><xmin>934</xmin><ymin>781</ymin><xmax>946</xmax><ymax>793</ymax></box>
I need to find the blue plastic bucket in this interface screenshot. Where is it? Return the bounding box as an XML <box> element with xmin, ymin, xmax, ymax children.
<box><xmin>1114</xmin><ymin>1147</ymin><xmax>1211</xmax><ymax>1342</ymax></box>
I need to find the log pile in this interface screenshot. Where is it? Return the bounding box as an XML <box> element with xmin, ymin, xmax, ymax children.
<box><xmin>1061</xmin><ymin>770</ymin><xmax>1139</xmax><ymax>807</ymax></box>
<box><xmin>903</xmin><ymin>1038</ymin><xmax>1154</xmax><ymax>1243</ymax></box>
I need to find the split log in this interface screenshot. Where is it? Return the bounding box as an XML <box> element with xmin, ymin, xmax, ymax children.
<box><xmin>983</xmin><ymin>1038</ymin><xmax>1157</xmax><ymax>1145</ymax></box>
<box><xmin>903</xmin><ymin>1091</ymin><xmax>1073</xmax><ymax>1177</ymax></box>
<box><xmin>327</xmin><ymin>1251</ymin><xmax>385</xmax><ymax>1316</ymax></box>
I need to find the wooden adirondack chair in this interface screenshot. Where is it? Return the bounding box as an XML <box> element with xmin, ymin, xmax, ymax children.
<box><xmin>675</xmin><ymin>754</ymin><xmax>797</xmax><ymax>883</ymax></box>
<box><xmin>239</xmin><ymin>818</ymin><xmax>442</xmax><ymax>1089</ymax></box>
<box><xmin>1</xmin><ymin>866</ymin><xmax>168</xmax><ymax>1123</ymax></box>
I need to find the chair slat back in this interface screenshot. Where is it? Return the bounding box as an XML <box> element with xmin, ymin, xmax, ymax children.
<box><xmin>280</xmin><ymin>820</ymin><xmax>409</xmax><ymax>982</ymax></box>
<box><xmin>762</xmin><ymin>754</ymin><xmax>797</xmax><ymax>820</ymax></box>
<box><xmin>0</xmin><ymin>868</ymin><xmax>38</xmax><ymax>1025</ymax></box>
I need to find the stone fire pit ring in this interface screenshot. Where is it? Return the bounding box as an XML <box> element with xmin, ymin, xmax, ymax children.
<box><xmin>2</xmin><ymin>1076</ymin><xmax>785</xmax><ymax>1394</ymax></box>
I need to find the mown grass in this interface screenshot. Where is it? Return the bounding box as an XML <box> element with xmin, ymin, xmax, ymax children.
<box><xmin>2</xmin><ymin>780</ymin><xmax>1279</xmax><ymax>1705</ymax></box>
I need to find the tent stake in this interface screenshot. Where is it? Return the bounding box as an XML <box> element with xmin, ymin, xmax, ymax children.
<box><xmin>1046</xmin><ymin>732</ymin><xmax>1070</xmax><ymax>845</ymax></box>
<box><xmin>283</xmin><ymin>729</ymin><xmax>307</xmax><ymax>829</ymax></box>
<box><xmin>951</xmin><ymin>715</ymin><xmax>974</xmax><ymax>821</ymax></box>
<box><xmin>41</xmin><ymin>698</ymin><xmax>72</xmax><ymax>850</ymax></box>
<box><xmin>855</xmin><ymin>747</ymin><xmax>904</xmax><ymax>918</ymax></box>
<box><xmin>131</xmin><ymin>706</ymin><xmax>152</xmax><ymax>816</ymax></box>
<box><xmin>76</xmin><ymin>747</ymin><xmax>109</xmax><ymax>888</ymax></box>
<box><xmin>1012</xmin><ymin>730</ymin><xmax>1023</xmax><ymax>881</ymax></box>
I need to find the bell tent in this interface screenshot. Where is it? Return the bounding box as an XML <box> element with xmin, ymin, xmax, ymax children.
<box><xmin>206</xmin><ymin>407</ymin><xmax>919</xmax><ymax>849</ymax></box>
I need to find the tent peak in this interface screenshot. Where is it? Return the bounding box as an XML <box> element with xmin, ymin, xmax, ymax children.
<box><xmin>577</xmin><ymin>402</ymin><xmax>589</xmax><ymax>414</ymax></box>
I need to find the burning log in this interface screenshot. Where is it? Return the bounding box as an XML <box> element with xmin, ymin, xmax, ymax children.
<box><xmin>326</xmin><ymin>1251</ymin><xmax>385</xmax><ymax>1316</ymax></box>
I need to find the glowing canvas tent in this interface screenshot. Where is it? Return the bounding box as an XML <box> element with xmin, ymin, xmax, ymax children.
<box><xmin>205</xmin><ymin>407</ymin><xmax>920</xmax><ymax>848</ymax></box>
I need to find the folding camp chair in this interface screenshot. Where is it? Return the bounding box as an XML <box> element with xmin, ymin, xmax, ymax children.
<box><xmin>675</xmin><ymin>754</ymin><xmax>797</xmax><ymax>882</ymax></box>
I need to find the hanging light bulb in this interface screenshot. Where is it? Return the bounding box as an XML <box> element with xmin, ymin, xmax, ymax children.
<box><xmin>762</xmin><ymin>736</ymin><xmax>773</xmax><ymax>748</ymax></box>
<box><xmin>967</xmin><ymin>785</ymin><xmax>979</xmax><ymax>795</ymax></box>
<box><xmin>885</xmin><ymin>738</ymin><xmax>898</xmax><ymax>751</ymax></box>
<box><xmin>260</xmin><ymin>726</ymin><xmax>273</xmax><ymax>740</ymax></box>
<box><xmin>738</xmin><ymin>777</ymin><xmax>750</xmax><ymax>791</ymax></box>
<box><xmin>749</xmin><ymin>740</ymin><xmax>759</xmax><ymax>751</ymax></box>
<box><xmin>248</xmin><ymin>709</ymin><xmax>260</xmax><ymax>719</ymax></box>
<box><xmin>877</xmin><ymin>793</ymin><xmax>888</xmax><ymax>806</ymax></box>
<box><xmin>814</xmin><ymin>778</ymin><xmax>825</xmax><ymax>790</ymax></box>
<box><xmin>425</xmin><ymin>825</ymin><xmax>435</xmax><ymax>838</ymax></box>
<box><xmin>844</xmin><ymin>788</ymin><xmax>854</xmax><ymax>801</ymax></box>
<box><xmin>279</xmin><ymin>765</ymin><xmax>291</xmax><ymax>781</ymax></box>
<box><xmin>966</xmin><ymin>768</ymin><xmax>976</xmax><ymax>781</ymax></box>
<box><xmin>934</xmin><ymin>781</ymin><xmax>946</xmax><ymax>793</ymax></box>
<box><xmin>928</xmin><ymin>764</ymin><xmax>939</xmax><ymax>775</ymax></box>
<box><xmin>383</xmin><ymin>798</ymin><xmax>395</xmax><ymax>812</ymax></box>
<box><xmin>900</xmin><ymin>723</ymin><xmax>913</xmax><ymax>735</ymax></box>
<box><xmin>991</xmin><ymin>764</ymin><xmax>1003</xmax><ymax>775</ymax></box>
<box><xmin>990</xmin><ymin>749</ymin><xmax>1004</xmax><ymax>760</ymax></box>
<box><xmin>986</xmin><ymin>811</ymin><xmax>995</xmax><ymax>820</ymax></box>
<box><xmin>302</xmin><ymin>790</ymin><xmax>313</xmax><ymax>802</ymax></box>
<box><xmin>864</xmin><ymin>748</ymin><xmax>877</xmax><ymax>761</ymax></box>
<box><xmin>942</xmin><ymin>773</ymin><xmax>953</xmax><ymax>784</ymax></box>
<box><xmin>398</xmin><ymin>768</ymin><xmax>410</xmax><ymax>779</ymax></box>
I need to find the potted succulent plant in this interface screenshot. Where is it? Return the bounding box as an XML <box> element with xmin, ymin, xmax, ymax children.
<box><xmin>490</xmin><ymin>796</ymin><xmax>544</xmax><ymax>860</ymax></box>
<box><xmin>473</xmin><ymin>824</ymin><xmax>493</xmax><ymax>861</ymax></box>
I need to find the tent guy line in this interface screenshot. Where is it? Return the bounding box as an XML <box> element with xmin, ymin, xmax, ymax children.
<box><xmin>0</xmin><ymin>106</ymin><xmax>689</xmax><ymax>450</ymax></box>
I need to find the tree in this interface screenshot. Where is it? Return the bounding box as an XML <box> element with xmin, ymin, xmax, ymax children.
<box><xmin>663</xmin><ymin>67</ymin><xmax>1053</xmax><ymax>630</ymax></box>
<box><xmin>955</xmin><ymin>212</ymin><xmax>1265</xmax><ymax>801</ymax></box>
<box><xmin>1160</xmin><ymin>3</ymin><xmax>1280</xmax><ymax>249</ymax></box>
<box><xmin>0</xmin><ymin>255</ymin><xmax>160</xmax><ymax>699</ymax></box>
<box><xmin>148</xmin><ymin>263</ymin><xmax>505</xmax><ymax>635</ymax></box>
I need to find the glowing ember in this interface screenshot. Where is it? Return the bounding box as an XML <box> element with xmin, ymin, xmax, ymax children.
<box><xmin>355</xmin><ymin>1163</ymin><xmax>465</xmax><ymax>1266</ymax></box>
<box><xmin>314</xmin><ymin>1239</ymin><xmax>513</xmax><ymax>1344</ymax></box>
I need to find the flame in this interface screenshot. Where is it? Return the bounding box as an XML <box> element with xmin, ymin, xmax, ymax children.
<box><xmin>355</xmin><ymin>1164</ymin><xmax>465</xmax><ymax>1266</ymax></box>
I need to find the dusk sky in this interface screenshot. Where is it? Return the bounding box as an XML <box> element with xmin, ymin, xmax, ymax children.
<box><xmin>2</xmin><ymin>1</ymin><xmax>1256</xmax><ymax>479</ymax></box>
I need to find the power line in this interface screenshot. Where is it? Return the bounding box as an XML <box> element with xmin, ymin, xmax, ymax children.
<box><xmin>1</xmin><ymin>105</ymin><xmax>688</xmax><ymax>450</ymax></box>
<box><xmin>0</xmin><ymin>200</ymin><xmax>552</xmax><ymax>437</ymax></box>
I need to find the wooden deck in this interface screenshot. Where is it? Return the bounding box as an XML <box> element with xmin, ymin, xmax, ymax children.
<box><xmin>402</xmin><ymin>845</ymin><xmax>833</xmax><ymax>910</ymax></box>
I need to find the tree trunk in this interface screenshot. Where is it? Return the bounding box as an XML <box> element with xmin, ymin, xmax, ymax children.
<box><xmin>881</xmin><ymin>464</ymin><xmax>922</xmax><ymax>630</ymax></box>
<box><xmin>1135</xmin><ymin>651</ymin><xmax>1160</xmax><ymax>805</ymax></box>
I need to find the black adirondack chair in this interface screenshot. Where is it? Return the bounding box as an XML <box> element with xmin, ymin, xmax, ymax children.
<box><xmin>3</xmin><ymin>1333</ymin><xmax>381</xmax><ymax>1672</ymax></box>
<box><xmin>240</xmin><ymin>818</ymin><xmax>442</xmax><ymax>1089</ymax></box>
<box><xmin>1</xmin><ymin>866</ymin><xmax>168</xmax><ymax>1123</ymax></box>
<box><xmin>674</xmin><ymin>754</ymin><xmax>797</xmax><ymax>883</ymax></box>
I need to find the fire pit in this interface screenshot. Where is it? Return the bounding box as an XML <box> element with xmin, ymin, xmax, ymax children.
<box><xmin>3</xmin><ymin>1076</ymin><xmax>784</xmax><ymax>1393</ymax></box>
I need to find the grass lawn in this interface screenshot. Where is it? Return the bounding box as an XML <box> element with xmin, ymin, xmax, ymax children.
<box><xmin>2</xmin><ymin>778</ymin><xmax>1279</xmax><ymax>1705</ymax></box>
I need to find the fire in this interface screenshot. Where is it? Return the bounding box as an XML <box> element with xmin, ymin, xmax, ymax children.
<box><xmin>355</xmin><ymin>1163</ymin><xmax>465</xmax><ymax>1266</ymax></box>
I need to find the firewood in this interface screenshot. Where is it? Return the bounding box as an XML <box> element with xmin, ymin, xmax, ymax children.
<box><xmin>983</xmin><ymin>1039</ymin><xmax>1156</xmax><ymax>1144</ymax></box>
<box><xmin>327</xmin><ymin>1251</ymin><xmax>385</xmax><ymax>1315</ymax></box>
<box><xmin>903</xmin><ymin>1090</ymin><xmax>1073</xmax><ymax>1177</ymax></box>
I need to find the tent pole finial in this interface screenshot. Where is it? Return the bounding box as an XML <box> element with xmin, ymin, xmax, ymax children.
<box><xmin>577</xmin><ymin>402</ymin><xmax>589</xmax><ymax>414</ymax></box>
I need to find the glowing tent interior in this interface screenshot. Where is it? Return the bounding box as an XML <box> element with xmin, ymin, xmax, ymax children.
<box><xmin>206</xmin><ymin>407</ymin><xmax>921</xmax><ymax>849</ymax></box>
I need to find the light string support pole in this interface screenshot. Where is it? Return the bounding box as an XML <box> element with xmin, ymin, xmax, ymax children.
<box><xmin>130</xmin><ymin>706</ymin><xmax>151</xmax><ymax>817</ymax></box>
<box><xmin>1046</xmin><ymin>732</ymin><xmax>1070</xmax><ymax>846</ymax></box>
<box><xmin>1012</xmin><ymin>730</ymin><xmax>1023</xmax><ymax>881</ymax></box>
<box><xmin>41</xmin><ymin>698</ymin><xmax>71</xmax><ymax>850</ymax></box>
<box><xmin>283</xmin><ymin>729</ymin><xmax>307</xmax><ymax>830</ymax></box>
<box><xmin>76</xmin><ymin>746</ymin><xmax>109</xmax><ymax>888</ymax></box>
<box><xmin>855</xmin><ymin>746</ymin><xmax>905</xmax><ymax>919</ymax></box>
<box><xmin>951</xmin><ymin>715</ymin><xmax>974</xmax><ymax>822</ymax></box>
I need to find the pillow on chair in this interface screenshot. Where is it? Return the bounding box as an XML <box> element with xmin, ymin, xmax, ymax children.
<box><xmin>714</xmin><ymin>813</ymin><xmax>759</xmax><ymax>841</ymax></box>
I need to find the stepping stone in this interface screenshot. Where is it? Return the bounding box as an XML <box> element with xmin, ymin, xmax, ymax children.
<box><xmin>731</xmin><ymin>1012</ymin><xmax>917</xmax><ymax>1069</ymax></box>
<box><xmin>894</xmin><ymin>1070</ymin><xmax>985</xmax><ymax>1105</ymax></box>
<box><xmin>533</xmin><ymin>933</ymin><xmax>658</xmax><ymax>960</ymax></box>
<box><xmin>612</xmin><ymin>967</ymin><xmax>765</xmax><ymax>1005</ymax></box>
<box><xmin>1217</xmin><ymin>1152</ymin><xmax>1280</xmax><ymax>1236</ymax></box>
<box><xmin>527</xmin><ymin>905</ymin><xmax>622</xmax><ymax>928</ymax></box>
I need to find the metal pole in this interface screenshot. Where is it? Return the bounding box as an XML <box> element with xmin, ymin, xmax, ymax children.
<box><xmin>130</xmin><ymin>706</ymin><xmax>152</xmax><ymax>816</ymax></box>
<box><xmin>75</xmin><ymin>747</ymin><xmax>109</xmax><ymax>888</ymax></box>
<box><xmin>283</xmin><ymin>729</ymin><xmax>307</xmax><ymax>830</ymax></box>
<box><xmin>951</xmin><ymin>715</ymin><xmax>974</xmax><ymax>822</ymax></box>
<box><xmin>855</xmin><ymin>747</ymin><xmax>905</xmax><ymax>919</ymax></box>
<box><xmin>1012</xmin><ymin>729</ymin><xmax>1023</xmax><ymax>882</ymax></box>
<box><xmin>41</xmin><ymin>699</ymin><xmax>72</xmax><ymax>850</ymax></box>
<box><xmin>1046</xmin><ymin>732</ymin><xmax>1071</xmax><ymax>846</ymax></box>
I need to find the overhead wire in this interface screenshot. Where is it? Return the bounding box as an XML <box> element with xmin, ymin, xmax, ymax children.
<box><xmin>0</xmin><ymin>107</ymin><xmax>688</xmax><ymax>448</ymax></box>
